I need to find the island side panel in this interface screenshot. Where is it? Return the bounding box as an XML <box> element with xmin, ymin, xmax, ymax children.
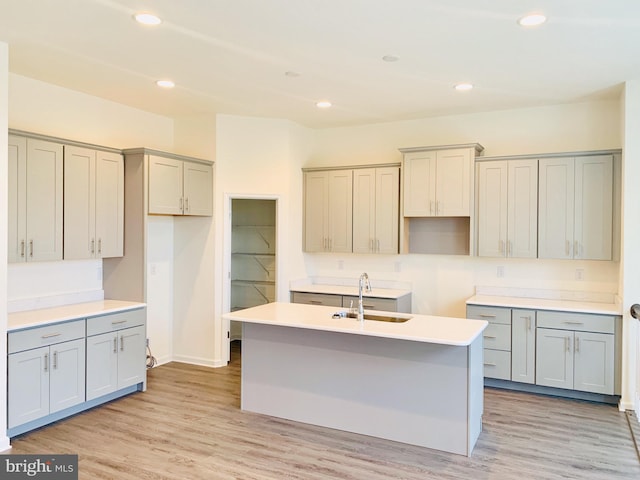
<box><xmin>467</xmin><ymin>334</ymin><xmax>484</xmax><ymax>454</ymax></box>
<box><xmin>241</xmin><ymin>322</ymin><xmax>477</xmax><ymax>455</ymax></box>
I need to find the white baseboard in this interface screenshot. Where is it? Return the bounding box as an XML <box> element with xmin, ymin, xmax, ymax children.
<box><xmin>0</xmin><ymin>436</ymin><xmax>11</xmax><ymax>452</ymax></box>
<box><xmin>171</xmin><ymin>354</ymin><xmax>226</xmax><ymax>368</ymax></box>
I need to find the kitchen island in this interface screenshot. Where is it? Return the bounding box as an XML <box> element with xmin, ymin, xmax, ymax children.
<box><xmin>224</xmin><ymin>302</ymin><xmax>488</xmax><ymax>456</ymax></box>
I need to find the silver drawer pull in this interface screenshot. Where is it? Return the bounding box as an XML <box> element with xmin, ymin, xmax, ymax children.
<box><xmin>309</xmin><ymin>300</ymin><xmax>322</xmax><ymax>305</ymax></box>
<box><xmin>479</xmin><ymin>314</ymin><xmax>496</xmax><ymax>318</ymax></box>
<box><xmin>111</xmin><ymin>320</ymin><xmax>127</xmax><ymax>325</ymax></box>
<box><xmin>113</xmin><ymin>337</ymin><xmax>117</xmax><ymax>353</ymax></box>
<box><xmin>41</xmin><ymin>332</ymin><xmax>62</xmax><ymax>339</ymax></box>
<box><xmin>483</xmin><ymin>335</ymin><xmax>497</xmax><ymax>339</ymax></box>
<box><xmin>53</xmin><ymin>351</ymin><xmax>58</xmax><ymax>369</ymax></box>
<box><xmin>564</xmin><ymin>321</ymin><xmax>584</xmax><ymax>325</ymax></box>
<box><xmin>362</xmin><ymin>304</ymin><xmax>375</xmax><ymax>309</ymax></box>
<box><xmin>484</xmin><ymin>362</ymin><xmax>497</xmax><ymax>367</ymax></box>
<box><xmin>44</xmin><ymin>353</ymin><xmax>49</xmax><ymax>372</ymax></box>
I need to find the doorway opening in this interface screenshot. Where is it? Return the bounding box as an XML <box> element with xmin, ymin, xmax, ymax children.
<box><xmin>229</xmin><ymin>198</ymin><xmax>277</xmax><ymax>341</ymax></box>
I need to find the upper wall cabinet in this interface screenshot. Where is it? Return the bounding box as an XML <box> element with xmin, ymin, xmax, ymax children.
<box><xmin>303</xmin><ymin>164</ymin><xmax>401</xmax><ymax>254</ymax></box>
<box><xmin>304</xmin><ymin>169</ymin><xmax>353</xmax><ymax>253</ymax></box>
<box><xmin>148</xmin><ymin>155</ymin><xmax>213</xmax><ymax>216</ymax></box>
<box><xmin>402</xmin><ymin>146</ymin><xmax>481</xmax><ymax>217</ymax></box>
<box><xmin>477</xmin><ymin>159</ymin><xmax>538</xmax><ymax>258</ymax></box>
<box><xmin>399</xmin><ymin>144</ymin><xmax>484</xmax><ymax>255</ymax></box>
<box><xmin>64</xmin><ymin>146</ymin><xmax>124</xmax><ymax>260</ymax></box>
<box><xmin>352</xmin><ymin>167</ymin><xmax>400</xmax><ymax>254</ymax></box>
<box><xmin>8</xmin><ymin>135</ymin><xmax>63</xmax><ymax>263</ymax></box>
<box><xmin>538</xmin><ymin>155</ymin><xmax>613</xmax><ymax>260</ymax></box>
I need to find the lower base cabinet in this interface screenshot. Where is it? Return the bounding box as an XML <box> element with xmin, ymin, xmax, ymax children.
<box><xmin>7</xmin><ymin>307</ymin><xmax>146</xmax><ymax>436</ymax></box>
<box><xmin>467</xmin><ymin>303</ymin><xmax>619</xmax><ymax>398</ymax></box>
<box><xmin>8</xmin><ymin>338</ymin><xmax>85</xmax><ymax>429</ymax></box>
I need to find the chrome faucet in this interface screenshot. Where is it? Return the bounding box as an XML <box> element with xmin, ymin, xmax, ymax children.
<box><xmin>358</xmin><ymin>272</ymin><xmax>372</xmax><ymax>321</ymax></box>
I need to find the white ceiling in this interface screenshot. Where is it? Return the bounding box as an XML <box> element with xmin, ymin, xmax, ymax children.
<box><xmin>0</xmin><ymin>0</ymin><xmax>639</xmax><ymax>128</ymax></box>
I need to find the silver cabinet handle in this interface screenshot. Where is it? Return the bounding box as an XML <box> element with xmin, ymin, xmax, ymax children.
<box><xmin>484</xmin><ymin>362</ymin><xmax>497</xmax><ymax>367</ymax></box>
<box><xmin>98</xmin><ymin>238</ymin><xmax>102</xmax><ymax>254</ymax></box>
<box><xmin>479</xmin><ymin>314</ymin><xmax>496</xmax><ymax>318</ymax></box>
<box><xmin>111</xmin><ymin>319</ymin><xmax>127</xmax><ymax>325</ymax></box>
<box><xmin>20</xmin><ymin>240</ymin><xmax>25</xmax><ymax>258</ymax></box>
<box><xmin>574</xmin><ymin>240</ymin><xmax>580</xmax><ymax>258</ymax></box>
<box><xmin>362</xmin><ymin>304</ymin><xmax>375</xmax><ymax>309</ymax></box>
<box><xmin>91</xmin><ymin>238</ymin><xmax>95</xmax><ymax>254</ymax></box>
<box><xmin>41</xmin><ymin>332</ymin><xmax>61</xmax><ymax>339</ymax></box>
<box><xmin>120</xmin><ymin>335</ymin><xmax>124</xmax><ymax>351</ymax></box>
<box><xmin>179</xmin><ymin>197</ymin><xmax>184</xmax><ymax>213</ymax></box>
<box><xmin>483</xmin><ymin>335</ymin><xmax>497</xmax><ymax>339</ymax></box>
<box><xmin>575</xmin><ymin>336</ymin><xmax>580</xmax><ymax>353</ymax></box>
<box><xmin>565</xmin><ymin>336</ymin><xmax>571</xmax><ymax>352</ymax></box>
<box><xmin>29</xmin><ymin>239</ymin><xmax>34</xmax><ymax>258</ymax></box>
<box><xmin>53</xmin><ymin>351</ymin><xmax>58</xmax><ymax>369</ymax></box>
<box><xmin>113</xmin><ymin>336</ymin><xmax>118</xmax><ymax>353</ymax></box>
<box><xmin>44</xmin><ymin>352</ymin><xmax>49</xmax><ymax>372</ymax></box>
<box><xmin>564</xmin><ymin>321</ymin><xmax>584</xmax><ymax>325</ymax></box>
<box><xmin>526</xmin><ymin>316</ymin><xmax>531</xmax><ymax>331</ymax></box>
<box><xmin>507</xmin><ymin>240</ymin><xmax>512</xmax><ymax>257</ymax></box>
<box><xmin>566</xmin><ymin>240</ymin><xmax>571</xmax><ymax>256</ymax></box>
<box><xmin>309</xmin><ymin>300</ymin><xmax>322</xmax><ymax>305</ymax></box>
<box><xmin>185</xmin><ymin>197</ymin><xmax>189</xmax><ymax>213</ymax></box>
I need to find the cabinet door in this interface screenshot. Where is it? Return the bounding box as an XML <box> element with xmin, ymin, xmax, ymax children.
<box><xmin>86</xmin><ymin>332</ymin><xmax>118</xmax><ymax>401</ymax></box>
<box><xmin>117</xmin><ymin>325</ymin><xmax>146</xmax><ymax>389</ymax></box>
<box><xmin>26</xmin><ymin>139</ymin><xmax>63</xmax><ymax>261</ymax></box>
<box><xmin>511</xmin><ymin>309</ymin><xmax>536</xmax><ymax>384</ymax></box>
<box><xmin>304</xmin><ymin>171</ymin><xmax>329</xmax><ymax>252</ymax></box>
<box><xmin>183</xmin><ymin>161</ymin><xmax>213</xmax><ymax>216</ymax></box>
<box><xmin>573</xmin><ymin>331</ymin><xmax>614</xmax><ymax>394</ymax></box>
<box><xmin>95</xmin><ymin>151</ymin><xmax>124</xmax><ymax>257</ymax></box>
<box><xmin>375</xmin><ymin>167</ymin><xmax>399</xmax><ymax>254</ymax></box>
<box><xmin>477</xmin><ymin>161</ymin><xmax>507</xmax><ymax>257</ymax></box>
<box><xmin>8</xmin><ymin>346</ymin><xmax>49</xmax><ymax>428</ymax></box>
<box><xmin>574</xmin><ymin>155</ymin><xmax>613</xmax><ymax>260</ymax></box>
<box><xmin>403</xmin><ymin>151</ymin><xmax>436</xmax><ymax>216</ymax></box>
<box><xmin>538</xmin><ymin>158</ymin><xmax>574</xmax><ymax>259</ymax></box>
<box><xmin>148</xmin><ymin>156</ymin><xmax>184</xmax><ymax>214</ymax></box>
<box><xmin>508</xmin><ymin>159</ymin><xmax>538</xmax><ymax>258</ymax></box>
<box><xmin>352</xmin><ymin>168</ymin><xmax>376</xmax><ymax>253</ymax></box>
<box><xmin>327</xmin><ymin>170</ymin><xmax>353</xmax><ymax>253</ymax></box>
<box><xmin>435</xmin><ymin>148</ymin><xmax>472</xmax><ymax>216</ymax></box>
<box><xmin>49</xmin><ymin>338</ymin><xmax>86</xmax><ymax>414</ymax></box>
<box><xmin>64</xmin><ymin>145</ymin><xmax>96</xmax><ymax>260</ymax></box>
<box><xmin>8</xmin><ymin>135</ymin><xmax>27</xmax><ymax>262</ymax></box>
<box><xmin>536</xmin><ymin>328</ymin><xmax>573</xmax><ymax>389</ymax></box>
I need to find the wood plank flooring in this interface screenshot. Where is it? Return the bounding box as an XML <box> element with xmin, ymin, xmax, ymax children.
<box><xmin>8</xmin><ymin>342</ymin><xmax>640</xmax><ymax>479</ymax></box>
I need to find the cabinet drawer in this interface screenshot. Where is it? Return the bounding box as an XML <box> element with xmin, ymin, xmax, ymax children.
<box><xmin>467</xmin><ymin>305</ymin><xmax>511</xmax><ymax>325</ymax></box>
<box><xmin>483</xmin><ymin>323</ymin><xmax>511</xmax><ymax>351</ymax></box>
<box><xmin>484</xmin><ymin>349</ymin><xmax>511</xmax><ymax>380</ymax></box>
<box><xmin>537</xmin><ymin>310</ymin><xmax>615</xmax><ymax>334</ymax></box>
<box><xmin>342</xmin><ymin>295</ymin><xmax>397</xmax><ymax>312</ymax></box>
<box><xmin>87</xmin><ymin>308</ymin><xmax>146</xmax><ymax>336</ymax></box>
<box><xmin>291</xmin><ymin>292</ymin><xmax>343</xmax><ymax>307</ymax></box>
<box><xmin>9</xmin><ymin>319</ymin><xmax>85</xmax><ymax>354</ymax></box>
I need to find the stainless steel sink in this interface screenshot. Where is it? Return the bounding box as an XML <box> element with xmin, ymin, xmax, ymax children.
<box><xmin>333</xmin><ymin>311</ymin><xmax>412</xmax><ymax>323</ymax></box>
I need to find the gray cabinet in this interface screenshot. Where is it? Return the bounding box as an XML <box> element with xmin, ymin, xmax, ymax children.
<box><xmin>536</xmin><ymin>311</ymin><xmax>615</xmax><ymax>394</ymax></box>
<box><xmin>8</xmin><ymin>320</ymin><xmax>86</xmax><ymax>429</ymax></box>
<box><xmin>292</xmin><ymin>291</ymin><xmax>411</xmax><ymax>313</ymax></box>
<box><xmin>86</xmin><ymin>309</ymin><xmax>146</xmax><ymax>401</ymax></box>
<box><xmin>466</xmin><ymin>305</ymin><xmax>512</xmax><ymax>380</ymax></box>
<box><xmin>511</xmin><ymin>309</ymin><xmax>536</xmax><ymax>384</ymax></box>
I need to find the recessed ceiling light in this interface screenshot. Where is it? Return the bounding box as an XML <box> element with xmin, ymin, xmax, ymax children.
<box><xmin>518</xmin><ymin>13</ymin><xmax>547</xmax><ymax>27</ymax></box>
<box><xmin>134</xmin><ymin>12</ymin><xmax>162</xmax><ymax>26</ymax></box>
<box><xmin>156</xmin><ymin>79</ymin><xmax>175</xmax><ymax>88</ymax></box>
<box><xmin>316</xmin><ymin>101</ymin><xmax>332</xmax><ymax>108</ymax></box>
<box><xmin>454</xmin><ymin>83</ymin><xmax>473</xmax><ymax>91</ymax></box>
<box><xmin>382</xmin><ymin>55</ymin><xmax>400</xmax><ymax>63</ymax></box>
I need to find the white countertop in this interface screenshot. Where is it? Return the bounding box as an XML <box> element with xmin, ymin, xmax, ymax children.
<box><xmin>225</xmin><ymin>302</ymin><xmax>487</xmax><ymax>346</ymax></box>
<box><xmin>8</xmin><ymin>300</ymin><xmax>146</xmax><ymax>331</ymax></box>
<box><xmin>466</xmin><ymin>294</ymin><xmax>622</xmax><ymax>315</ymax></box>
<box><xmin>289</xmin><ymin>284</ymin><xmax>411</xmax><ymax>299</ymax></box>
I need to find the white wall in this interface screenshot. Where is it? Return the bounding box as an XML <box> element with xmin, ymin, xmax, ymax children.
<box><xmin>0</xmin><ymin>41</ymin><xmax>11</xmax><ymax>451</ymax></box>
<box><xmin>215</xmin><ymin>115</ymin><xmax>311</xmax><ymax>363</ymax></box>
<box><xmin>621</xmin><ymin>82</ymin><xmax>640</xmax><ymax>412</ymax></box>
<box><xmin>304</xmin><ymin>100</ymin><xmax>622</xmax><ymax>317</ymax></box>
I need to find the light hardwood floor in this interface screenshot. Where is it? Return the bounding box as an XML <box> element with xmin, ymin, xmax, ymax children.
<box><xmin>8</xmin><ymin>343</ymin><xmax>640</xmax><ymax>479</ymax></box>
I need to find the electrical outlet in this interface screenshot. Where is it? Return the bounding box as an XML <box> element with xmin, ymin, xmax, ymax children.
<box><xmin>575</xmin><ymin>268</ymin><xmax>584</xmax><ymax>280</ymax></box>
<box><xmin>497</xmin><ymin>266</ymin><xmax>504</xmax><ymax>278</ymax></box>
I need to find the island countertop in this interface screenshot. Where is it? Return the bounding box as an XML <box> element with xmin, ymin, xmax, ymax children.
<box><xmin>224</xmin><ymin>302</ymin><xmax>487</xmax><ymax>346</ymax></box>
